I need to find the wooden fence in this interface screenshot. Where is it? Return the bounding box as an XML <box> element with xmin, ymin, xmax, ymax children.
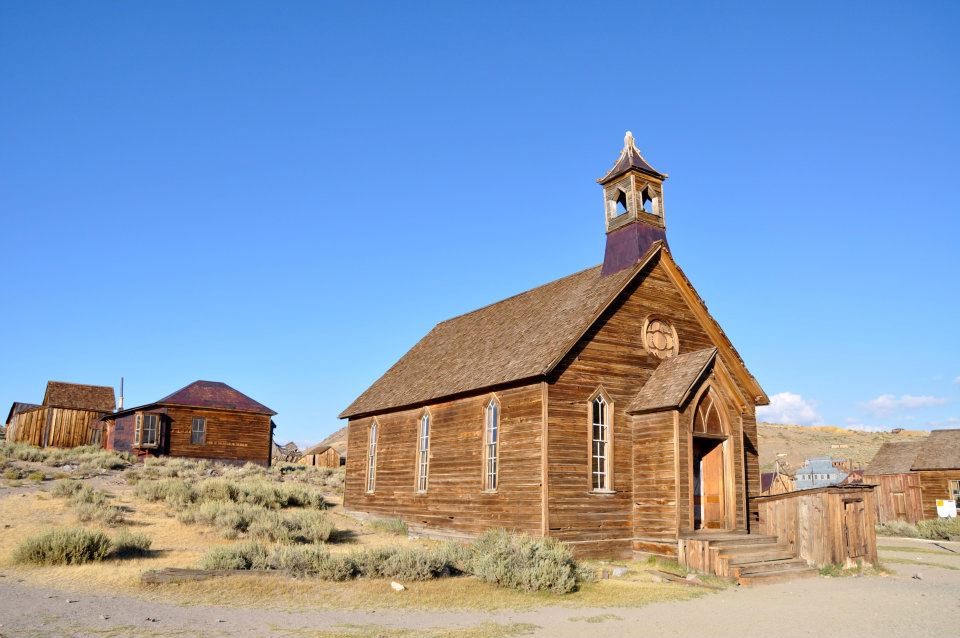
<box><xmin>752</xmin><ymin>485</ymin><xmax>878</xmax><ymax>568</ymax></box>
<box><xmin>6</xmin><ymin>407</ymin><xmax>105</xmax><ymax>448</ymax></box>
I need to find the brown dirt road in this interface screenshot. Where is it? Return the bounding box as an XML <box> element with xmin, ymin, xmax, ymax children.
<box><xmin>1</xmin><ymin>537</ymin><xmax>958</xmax><ymax>638</ymax></box>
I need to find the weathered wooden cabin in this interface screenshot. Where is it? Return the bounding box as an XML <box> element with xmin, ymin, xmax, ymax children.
<box><xmin>5</xmin><ymin>381</ymin><xmax>115</xmax><ymax>448</ymax></box>
<box><xmin>340</xmin><ymin>133</ymin><xmax>770</xmax><ymax>559</ymax></box>
<box><xmin>100</xmin><ymin>380</ymin><xmax>276</xmax><ymax>466</ymax></box>
<box><xmin>865</xmin><ymin>431</ymin><xmax>960</xmax><ymax>523</ymax></box>
<box><xmin>298</xmin><ymin>444</ymin><xmax>344</xmax><ymax>468</ymax></box>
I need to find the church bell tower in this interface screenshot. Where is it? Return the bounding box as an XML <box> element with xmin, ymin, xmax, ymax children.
<box><xmin>599</xmin><ymin>132</ymin><xmax>668</xmax><ymax>276</ymax></box>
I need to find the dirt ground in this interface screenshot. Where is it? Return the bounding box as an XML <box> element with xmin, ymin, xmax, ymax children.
<box><xmin>1</xmin><ymin>536</ymin><xmax>958</xmax><ymax>637</ymax></box>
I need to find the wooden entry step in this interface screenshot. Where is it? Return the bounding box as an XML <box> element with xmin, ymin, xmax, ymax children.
<box><xmin>677</xmin><ymin>532</ymin><xmax>819</xmax><ymax>585</ymax></box>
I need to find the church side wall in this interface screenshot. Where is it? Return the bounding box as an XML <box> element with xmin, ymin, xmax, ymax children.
<box><xmin>343</xmin><ymin>384</ymin><xmax>544</xmax><ymax>538</ymax></box>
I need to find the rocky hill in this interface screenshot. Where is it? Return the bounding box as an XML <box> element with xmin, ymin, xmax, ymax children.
<box><xmin>757</xmin><ymin>423</ymin><xmax>928</xmax><ymax>472</ymax></box>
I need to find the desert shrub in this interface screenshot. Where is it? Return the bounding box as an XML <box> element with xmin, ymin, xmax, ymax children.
<box><xmin>876</xmin><ymin>521</ymin><xmax>919</xmax><ymax>538</ymax></box>
<box><xmin>200</xmin><ymin>541</ymin><xmax>270</xmax><ymax>570</ymax></box>
<box><xmin>13</xmin><ymin>528</ymin><xmax>111</xmax><ymax>565</ymax></box>
<box><xmin>469</xmin><ymin>529</ymin><xmax>578</xmax><ymax>593</ymax></box>
<box><xmin>381</xmin><ymin>546</ymin><xmax>453</xmax><ymax>580</ymax></box>
<box><xmin>111</xmin><ymin>529</ymin><xmax>152</xmax><ymax>558</ymax></box>
<box><xmin>74</xmin><ymin>501</ymin><xmax>125</xmax><ymax>526</ymax></box>
<box><xmin>0</xmin><ymin>442</ymin><xmax>46</xmax><ymax>463</ymax></box>
<box><xmin>197</xmin><ymin>478</ymin><xmax>237</xmax><ymax>502</ymax></box>
<box><xmin>51</xmin><ymin>479</ymin><xmax>83</xmax><ymax>498</ymax></box>
<box><xmin>27</xmin><ymin>470</ymin><xmax>46</xmax><ymax>482</ymax></box>
<box><xmin>368</xmin><ymin>517</ymin><xmax>408</xmax><ymax>536</ymax></box>
<box><xmin>267</xmin><ymin>545</ymin><xmax>356</xmax><ymax>580</ymax></box>
<box><xmin>69</xmin><ymin>485</ymin><xmax>108</xmax><ymax>506</ymax></box>
<box><xmin>877</xmin><ymin>518</ymin><xmax>960</xmax><ymax>540</ymax></box>
<box><xmin>3</xmin><ymin>468</ymin><xmax>22</xmax><ymax>480</ymax></box>
<box><xmin>134</xmin><ymin>478</ymin><xmax>196</xmax><ymax>508</ymax></box>
<box><xmin>248</xmin><ymin>510</ymin><xmax>334</xmax><ymax>544</ymax></box>
<box><xmin>177</xmin><ymin>501</ymin><xmax>258</xmax><ymax>538</ymax></box>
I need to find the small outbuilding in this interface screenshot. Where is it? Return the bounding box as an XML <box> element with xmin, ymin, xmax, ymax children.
<box><xmin>298</xmin><ymin>444</ymin><xmax>344</xmax><ymax>468</ymax></box>
<box><xmin>910</xmin><ymin>430</ymin><xmax>960</xmax><ymax>519</ymax></box>
<box><xmin>5</xmin><ymin>381</ymin><xmax>116</xmax><ymax>448</ymax></box>
<box><xmin>100</xmin><ymin>380</ymin><xmax>276</xmax><ymax>466</ymax></box>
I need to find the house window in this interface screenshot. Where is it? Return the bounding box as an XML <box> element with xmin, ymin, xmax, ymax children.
<box><xmin>134</xmin><ymin>413</ymin><xmax>159</xmax><ymax>448</ymax></box>
<box><xmin>950</xmin><ymin>480</ymin><xmax>960</xmax><ymax>502</ymax></box>
<box><xmin>366</xmin><ymin>420</ymin><xmax>378</xmax><ymax>493</ymax></box>
<box><xmin>191</xmin><ymin>417</ymin><xmax>206</xmax><ymax>445</ymax></box>
<box><xmin>483</xmin><ymin>398</ymin><xmax>499</xmax><ymax>491</ymax></box>
<box><xmin>417</xmin><ymin>411</ymin><xmax>430</xmax><ymax>493</ymax></box>
<box><xmin>614</xmin><ymin>189</ymin><xmax>629</xmax><ymax>215</ymax></box>
<box><xmin>590</xmin><ymin>392</ymin><xmax>613</xmax><ymax>492</ymax></box>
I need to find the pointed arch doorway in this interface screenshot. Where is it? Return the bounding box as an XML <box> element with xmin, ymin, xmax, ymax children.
<box><xmin>691</xmin><ymin>388</ymin><xmax>732</xmax><ymax>530</ymax></box>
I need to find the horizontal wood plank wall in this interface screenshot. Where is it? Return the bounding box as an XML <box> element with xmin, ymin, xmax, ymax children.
<box><xmin>863</xmin><ymin>473</ymin><xmax>923</xmax><ymax>524</ymax></box>
<box><xmin>343</xmin><ymin>385</ymin><xmax>543</xmax><ymax>538</ymax></box>
<box><xmin>548</xmin><ymin>260</ymin><xmax>720</xmax><ymax>556</ymax></box>
<box><xmin>165</xmin><ymin>407</ymin><xmax>272</xmax><ymax>466</ymax></box>
<box><xmin>8</xmin><ymin>407</ymin><xmax>103</xmax><ymax>448</ymax></box>
<box><xmin>916</xmin><ymin>470</ymin><xmax>960</xmax><ymax>519</ymax></box>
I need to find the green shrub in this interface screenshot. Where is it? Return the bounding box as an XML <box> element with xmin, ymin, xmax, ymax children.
<box><xmin>27</xmin><ymin>470</ymin><xmax>46</xmax><ymax>482</ymax></box>
<box><xmin>469</xmin><ymin>529</ymin><xmax>578</xmax><ymax>593</ymax></box>
<box><xmin>111</xmin><ymin>529</ymin><xmax>152</xmax><ymax>558</ymax></box>
<box><xmin>267</xmin><ymin>545</ymin><xmax>356</xmax><ymax>580</ymax></box>
<box><xmin>13</xmin><ymin>528</ymin><xmax>112</xmax><ymax>565</ymax></box>
<box><xmin>74</xmin><ymin>501</ymin><xmax>125</xmax><ymax>526</ymax></box>
<box><xmin>877</xmin><ymin>518</ymin><xmax>960</xmax><ymax>540</ymax></box>
<box><xmin>3</xmin><ymin>468</ymin><xmax>21</xmax><ymax>480</ymax></box>
<box><xmin>368</xmin><ymin>517</ymin><xmax>408</xmax><ymax>536</ymax></box>
<box><xmin>177</xmin><ymin>501</ymin><xmax>259</xmax><ymax>538</ymax></box>
<box><xmin>200</xmin><ymin>541</ymin><xmax>270</xmax><ymax>570</ymax></box>
<box><xmin>248</xmin><ymin>510</ymin><xmax>334</xmax><ymax>544</ymax></box>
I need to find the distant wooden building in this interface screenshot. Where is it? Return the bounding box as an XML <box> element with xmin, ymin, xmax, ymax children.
<box><xmin>340</xmin><ymin>134</ymin><xmax>769</xmax><ymax>558</ymax></box>
<box><xmin>863</xmin><ymin>433</ymin><xmax>960</xmax><ymax>524</ymax></box>
<box><xmin>5</xmin><ymin>381</ymin><xmax>115</xmax><ymax>448</ymax></box>
<box><xmin>299</xmin><ymin>444</ymin><xmax>344</xmax><ymax>468</ymax></box>
<box><xmin>100</xmin><ymin>380</ymin><xmax>276</xmax><ymax>466</ymax></box>
<box><xmin>760</xmin><ymin>464</ymin><xmax>794</xmax><ymax>496</ymax></box>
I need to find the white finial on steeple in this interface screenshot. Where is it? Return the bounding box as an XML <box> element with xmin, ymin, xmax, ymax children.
<box><xmin>624</xmin><ymin>130</ymin><xmax>635</xmax><ymax>149</ymax></box>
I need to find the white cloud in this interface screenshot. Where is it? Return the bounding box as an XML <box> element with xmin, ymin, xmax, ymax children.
<box><xmin>757</xmin><ymin>392</ymin><xmax>822</xmax><ymax>425</ymax></box>
<box><xmin>864</xmin><ymin>394</ymin><xmax>948</xmax><ymax>416</ymax></box>
<box><xmin>845</xmin><ymin>423</ymin><xmax>889</xmax><ymax>433</ymax></box>
<box><xmin>954</xmin><ymin>376</ymin><xmax>960</xmax><ymax>386</ymax></box>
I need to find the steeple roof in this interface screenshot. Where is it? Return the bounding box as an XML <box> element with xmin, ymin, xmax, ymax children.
<box><xmin>597</xmin><ymin>131</ymin><xmax>667</xmax><ymax>184</ymax></box>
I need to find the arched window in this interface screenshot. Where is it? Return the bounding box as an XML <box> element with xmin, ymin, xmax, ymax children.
<box><xmin>366</xmin><ymin>420</ymin><xmax>378</xmax><ymax>493</ymax></box>
<box><xmin>693</xmin><ymin>389</ymin><xmax>724</xmax><ymax>435</ymax></box>
<box><xmin>590</xmin><ymin>392</ymin><xmax>612</xmax><ymax>491</ymax></box>
<box><xmin>483</xmin><ymin>398</ymin><xmax>499</xmax><ymax>491</ymax></box>
<box><xmin>417</xmin><ymin>411</ymin><xmax>430</xmax><ymax>493</ymax></box>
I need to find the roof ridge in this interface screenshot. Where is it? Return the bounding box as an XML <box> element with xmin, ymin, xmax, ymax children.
<box><xmin>46</xmin><ymin>380</ymin><xmax>113</xmax><ymax>388</ymax></box>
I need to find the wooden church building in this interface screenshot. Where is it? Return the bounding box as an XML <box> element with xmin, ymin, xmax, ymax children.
<box><xmin>340</xmin><ymin>133</ymin><xmax>769</xmax><ymax>557</ymax></box>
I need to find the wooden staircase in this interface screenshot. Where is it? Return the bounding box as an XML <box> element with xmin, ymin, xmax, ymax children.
<box><xmin>677</xmin><ymin>531</ymin><xmax>818</xmax><ymax>586</ymax></box>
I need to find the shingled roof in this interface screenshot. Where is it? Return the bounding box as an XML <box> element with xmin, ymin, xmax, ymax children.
<box><xmin>158</xmin><ymin>381</ymin><xmax>276</xmax><ymax>415</ymax></box>
<box><xmin>340</xmin><ymin>253</ymin><xmax>650</xmax><ymax>419</ymax></box>
<box><xmin>626</xmin><ymin>348</ymin><xmax>717</xmax><ymax>414</ymax></box>
<box><xmin>597</xmin><ymin>131</ymin><xmax>667</xmax><ymax>184</ymax></box>
<box><xmin>911</xmin><ymin>429</ymin><xmax>960</xmax><ymax>470</ymax></box>
<box><xmin>864</xmin><ymin>441</ymin><xmax>924</xmax><ymax>475</ymax></box>
<box><xmin>43</xmin><ymin>381</ymin><xmax>115</xmax><ymax>412</ymax></box>
<box><xmin>5</xmin><ymin>402</ymin><xmax>41</xmax><ymax>426</ymax></box>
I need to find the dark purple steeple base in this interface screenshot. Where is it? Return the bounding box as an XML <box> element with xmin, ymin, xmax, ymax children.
<box><xmin>601</xmin><ymin>223</ymin><xmax>667</xmax><ymax>277</ymax></box>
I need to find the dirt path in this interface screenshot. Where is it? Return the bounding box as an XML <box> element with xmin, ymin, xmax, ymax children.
<box><xmin>2</xmin><ymin>540</ymin><xmax>959</xmax><ymax>638</ymax></box>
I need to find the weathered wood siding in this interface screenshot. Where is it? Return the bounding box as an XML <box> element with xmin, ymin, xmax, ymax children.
<box><xmin>299</xmin><ymin>447</ymin><xmax>342</xmax><ymax>468</ymax></box>
<box><xmin>546</xmin><ymin>259</ymin><xmax>756</xmax><ymax>556</ymax></box>
<box><xmin>863</xmin><ymin>472</ymin><xmax>923</xmax><ymax>524</ymax></box>
<box><xmin>107</xmin><ymin>413</ymin><xmax>137</xmax><ymax>453</ymax></box>
<box><xmin>7</xmin><ymin>407</ymin><xmax>105</xmax><ymax>448</ymax></box>
<box><xmin>163</xmin><ymin>406</ymin><xmax>272</xmax><ymax>466</ymax></box>
<box><xmin>916</xmin><ymin>470</ymin><xmax>960</xmax><ymax>519</ymax></box>
<box><xmin>754</xmin><ymin>486</ymin><xmax>878</xmax><ymax>568</ymax></box>
<box><xmin>343</xmin><ymin>385</ymin><xmax>543</xmax><ymax>537</ymax></box>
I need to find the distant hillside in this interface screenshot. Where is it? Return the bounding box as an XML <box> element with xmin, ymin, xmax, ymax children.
<box><xmin>312</xmin><ymin>426</ymin><xmax>348</xmax><ymax>456</ymax></box>
<box><xmin>758</xmin><ymin>423</ymin><xmax>928</xmax><ymax>472</ymax></box>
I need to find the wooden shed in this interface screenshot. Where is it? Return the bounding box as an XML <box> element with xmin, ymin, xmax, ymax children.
<box><xmin>911</xmin><ymin>429</ymin><xmax>960</xmax><ymax>519</ymax></box>
<box><xmin>100</xmin><ymin>380</ymin><xmax>276</xmax><ymax>466</ymax></box>
<box><xmin>863</xmin><ymin>440</ymin><xmax>925</xmax><ymax>524</ymax></box>
<box><xmin>299</xmin><ymin>444</ymin><xmax>344</xmax><ymax>468</ymax></box>
<box><xmin>340</xmin><ymin>133</ymin><xmax>769</xmax><ymax>558</ymax></box>
<box><xmin>5</xmin><ymin>382</ymin><xmax>115</xmax><ymax>448</ymax></box>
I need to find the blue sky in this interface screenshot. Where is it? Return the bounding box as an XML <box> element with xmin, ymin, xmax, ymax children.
<box><xmin>1</xmin><ymin>1</ymin><xmax>958</xmax><ymax>444</ymax></box>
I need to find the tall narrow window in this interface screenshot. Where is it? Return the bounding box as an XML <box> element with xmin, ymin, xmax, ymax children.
<box><xmin>417</xmin><ymin>411</ymin><xmax>430</xmax><ymax>493</ymax></box>
<box><xmin>483</xmin><ymin>399</ymin><xmax>499</xmax><ymax>491</ymax></box>
<box><xmin>366</xmin><ymin>421</ymin><xmax>378</xmax><ymax>493</ymax></box>
<box><xmin>191</xmin><ymin>417</ymin><xmax>206</xmax><ymax>445</ymax></box>
<box><xmin>591</xmin><ymin>394</ymin><xmax>611</xmax><ymax>491</ymax></box>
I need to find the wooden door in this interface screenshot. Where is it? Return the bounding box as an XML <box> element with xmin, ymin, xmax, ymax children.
<box><xmin>701</xmin><ymin>443</ymin><xmax>725</xmax><ymax>529</ymax></box>
<box><xmin>893</xmin><ymin>492</ymin><xmax>907</xmax><ymax>521</ymax></box>
<box><xmin>843</xmin><ymin>498</ymin><xmax>868</xmax><ymax>559</ymax></box>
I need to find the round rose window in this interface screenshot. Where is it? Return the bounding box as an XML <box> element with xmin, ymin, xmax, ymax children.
<box><xmin>643</xmin><ymin>318</ymin><xmax>679</xmax><ymax>359</ymax></box>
